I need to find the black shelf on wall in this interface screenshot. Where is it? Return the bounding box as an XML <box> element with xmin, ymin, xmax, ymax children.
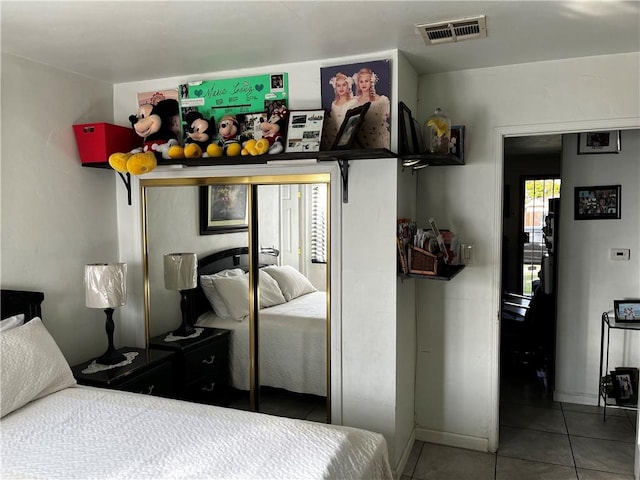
<box><xmin>399</xmin><ymin>264</ymin><xmax>466</xmax><ymax>282</ymax></box>
<box><xmin>83</xmin><ymin>149</ymin><xmax>463</xmax><ymax>205</ymax></box>
<box><xmin>82</xmin><ymin>148</ymin><xmax>398</xmax><ymax>204</ymax></box>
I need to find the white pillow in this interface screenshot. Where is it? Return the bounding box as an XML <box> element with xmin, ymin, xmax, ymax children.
<box><xmin>200</xmin><ymin>268</ymin><xmax>245</xmax><ymax>319</ymax></box>
<box><xmin>212</xmin><ymin>274</ymin><xmax>250</xmax><ymax>321</ymax></box>
<box><xmin>0</xmin><ymin>313</ymin><xmax>25</xmax><ymax>332</ymax></box>
<box><xmin>1</xmin><ymin>318</ymin><xmax>76</xmax><ymax>418</ymax></box>
<box><xmin>259</xmin><ymin>270</ymin><xmax>287</xmax><ymax>308</ymax></box>
<box><xmin>210</xmin><ymin>271</ymin><xmax>287</xmax><ymax>321</ymax></box>
<box><xmin>262</xmin><ymin>265</ymin><xmax>317</xmax><ymax>301</ymax></box>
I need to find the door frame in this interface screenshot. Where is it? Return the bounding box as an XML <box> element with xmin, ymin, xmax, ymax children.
<box><xmin>490</xmin><ymin>117</ymin><xmax>640</xmax><ymax>452</ymax></box>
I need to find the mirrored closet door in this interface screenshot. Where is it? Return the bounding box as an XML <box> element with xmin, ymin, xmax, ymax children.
<box><xmin>141</xmin><ymin>175</ymin><xmax>330</xmax><ymax>422</ymax></box>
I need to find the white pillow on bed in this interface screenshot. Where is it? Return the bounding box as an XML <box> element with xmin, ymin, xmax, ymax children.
<box><xmin>262</xmin><ymin>265</ymin><xmax>317</xmax><ymax>301</ymax></box>
<box><xmin>0</xmin><ymin>313</ymin><xmax>25</xmax><ymax>332</ymax></box>
<box><xmin>1</xmin><ymin>318</ymin><xmax>76</xmax><ymax>418</ymax></box>
<box><xmin>200</xmin><ymin>268</ymin><xmax>245</xmax><ymax>319</ymax></box>
<box><xmin>209</xmin><ymin>271</ymin><xmax>287</xmax><ymax>321</ymax></box>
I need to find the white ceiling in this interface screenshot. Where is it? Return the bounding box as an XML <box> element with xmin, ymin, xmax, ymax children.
<box><xmin>1</xmin><ymin>1</ymin><xmax>639</xmax><ymax>84</ymax></box>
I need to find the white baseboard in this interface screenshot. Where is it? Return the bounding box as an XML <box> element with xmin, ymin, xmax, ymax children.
<box><xmin>393</xmin><ymin>430</ymin><xmax>416</xmax><ymax>479</ymax></box>
<box><xmin>415</xmin><ymin>428</ymin><xmax>489</xmax><ymax>453</ymax></box>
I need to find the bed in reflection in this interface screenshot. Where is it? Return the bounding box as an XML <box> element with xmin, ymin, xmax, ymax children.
<box><xmin>0</xmin><ymin>289</ymin><xmax>392</xmax><ymax>479</ymax></box>
<box><xmin>193</xmin><ymin>248</ymin><xmax>327</xmax><ymax>397</ymax></box>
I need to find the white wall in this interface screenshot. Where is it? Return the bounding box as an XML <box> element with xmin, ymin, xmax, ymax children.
<box><xmin>414</xmin><ymin>52</ymin><xmax>640</xmax><ymax>452</ymax></box>
<box><xmin>0</xmin><ymin>54</ymin><xmax>119</xmax><ymax>366</ymax></box>
<box><xmin>556</xmin><ymin>130</ymin><xmax>640</xmax><ymax>404</ymax></box>
<box><xmin>111</xmin><ymin>50</ymin><xmax>412</xmax><ymax>470</ymax></box>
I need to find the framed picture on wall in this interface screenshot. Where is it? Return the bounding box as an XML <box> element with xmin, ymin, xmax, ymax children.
<box><xmin>199</xmin><ymin>185</ymin><xmax>248</xmax><ymax>235</ymax></box>
<box><xmin>577</xmin><ymin>130</ymin><xmax>621</xmax><ymax>154</ymax></box>
<box><xmin>574</xmin><ymin>185</ymin><xmax>621</xmax><ymax>220</ymax></box>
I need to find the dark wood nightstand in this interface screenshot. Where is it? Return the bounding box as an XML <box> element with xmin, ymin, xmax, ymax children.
<box><xmin>149</xmin><ymin>327</ymin><xmax>230</xmax><ymax>406</ymax></box>
<box><xmin>71</xmin><ymin>347</ymin><xmax>174</xmax><ymax>397</ymax></box>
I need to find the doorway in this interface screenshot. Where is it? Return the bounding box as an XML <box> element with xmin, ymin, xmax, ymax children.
<box><xmin>500</xmin><ymin>136</ymin><xmax>562</xmax><ymax>402</ymax></box>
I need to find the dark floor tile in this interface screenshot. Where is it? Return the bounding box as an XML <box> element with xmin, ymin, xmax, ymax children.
<box><xmin>571</xmin><ymin>436</ymin><xmax>635</xmax><ymax>476</ymax></box>
<box><xmin>498</xmin><ymin>426</ymin><xmax>574</xmax><ymax>466</ymax></box>
<box><xmin>496</xmin><ymin>456</ymin><xmax>578</xmax><ymax>480</ymax></box>
<box><xmin>500</xmin><ymin>403</ymin><xmax>567</xmax><ymax>433</ymax></box>
<box><xmin>413</xmin><ymin>443</ymin><xmax>495</xmax><ymax>480</ymax></box>
<box><xmin>564</xmin><ymin>410</ymin><xmax>636</xmax><ymax>443</ymax></box>
<box><xmin>576</xmin><ymin>467</ymin><xmax>634</xmax><ymax>479</ymax></box>
<box><xmin>561</xmin><ymin>402</ymin><xmax>627</xmax><ymax>417</ymax></box>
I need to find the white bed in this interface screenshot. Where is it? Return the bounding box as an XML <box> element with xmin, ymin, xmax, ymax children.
<box><xmin>197</xmin><ymin>290</ymin><xmax>326</xmax><ymax>396</ymax></box>
<box><xmin>193</xmin><ymin>248</ymin><xmax>328</xmax><ymax>397</ymax></box>
<box><xmin>0</xmin><ymin>289</ymin><xmax>393</xmax><ymax>480</ymax></box>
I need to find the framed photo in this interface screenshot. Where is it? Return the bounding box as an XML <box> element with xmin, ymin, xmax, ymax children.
<box><xmin>574</xmin><ymin>185</ymin><xmax>621</xmax><ymax>220</ymax></box>
<box><xmin>613</xmin><ymin>300</ymin><xmax>640</xmax><ymax>323</ymax></box>
<box><xmin>285</xmin><ymin>110</ymin><xmax>325</xmax><ymax>153</ymax></box>
<box><xmin>331</xmin><ymin>102</ymin><xmax>371</xmax><ymax>150</ymax></box>
<box><xmin>611</xmin><ymin>368</ymin><xmax>638</xmax><ymax>405</ymax></box>
<box><xmin>199</xmin><ymin>185</ymin><xmax>248</xmax><ymax>235</ymax></box>
<box><xmin>398</xmin><ymin>102</ymin><xmax>419</xmax><ymax>155</ymax></box>
<box><xmin>449</xmin><ymin>125</ymin><xmax>465</xmax><ymax>161</ymax></box>
<box><xmin>238</xmin><ymin>112</ymin><xmax>267</xmax><ymax>142</ymax></box>
<box><xmin>577</xmin><ymin>130</ymin><xmax>621</xmax><ymax>154</ymax></box>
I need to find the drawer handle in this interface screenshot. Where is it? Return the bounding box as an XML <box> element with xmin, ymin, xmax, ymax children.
<box><xmin>202</xmin><ymin>382</ymin><xmax>216</xmax><ymax>392</ymax></box>
<box><xmin>202</xmin><ymin>355</ymin><xmax>216</xmax><ymax>365</ymax></box>
<box><xmin>141</xmin><ymin>385</ymin><xmax>154</xmax><ymax>395</ymax></box>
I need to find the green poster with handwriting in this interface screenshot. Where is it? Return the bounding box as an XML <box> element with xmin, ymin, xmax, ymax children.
<box><xmin>178</xmin><ymin>73</ymin><xmax>288</xmax><ymax>136</ymax></box>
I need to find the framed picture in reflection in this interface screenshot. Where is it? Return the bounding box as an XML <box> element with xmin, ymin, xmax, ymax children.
<box><xmin>199</xmin><ymin>185</ymin><xmax>248</xmax><ymax>235</ymax></box>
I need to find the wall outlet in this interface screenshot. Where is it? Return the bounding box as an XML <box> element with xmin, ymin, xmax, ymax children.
<box><xmin>610</xmin><ymin>248</ymin><xmax>630</xmax><ymax>261</ymax></box>
<box><xmin>461</xmin><ymin>243</ymin><xmax>474</xmax><ymax>264</ymax></box>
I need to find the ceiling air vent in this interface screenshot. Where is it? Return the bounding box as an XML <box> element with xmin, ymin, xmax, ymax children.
<box><xmin>417</xmin><ymin>15</ymin><xmax>487</xmax><ymax>46</ymax></box>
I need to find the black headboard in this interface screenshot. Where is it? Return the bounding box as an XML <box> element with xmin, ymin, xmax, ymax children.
<box><xmin>192</xmin><ymin>247</ymin><xmax>279</xmax><ymax>320</ymax></box>
<box><xmin>1</xmin><ymin>289</ymin><xmax>45</xmax><ymax>322</ymax></box>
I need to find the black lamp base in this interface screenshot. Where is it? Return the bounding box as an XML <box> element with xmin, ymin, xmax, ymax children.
<box><xmin>172</xmin><ymin>323</ymin><xmax>196</xmax><ymax>337</ymax></box>
<box><xmin>172</xmin><ymin>289</ymin><xmax>196</xmax><ymax>337</ymax></box>
<box><xmin>94</xmin><ymin>307</ymin><xmax>126</xmax><ymax>365</ymax></box>
<box><xmin>95</xmin><ymin>349</ymin><xmax>127</xmax><ymax>366</ymax></box>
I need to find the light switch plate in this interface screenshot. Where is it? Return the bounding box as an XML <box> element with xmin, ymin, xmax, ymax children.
<box><xmin>461</xmin><ymin>243</ymin><xmax>474</xmax><ymax>264</ymax></box>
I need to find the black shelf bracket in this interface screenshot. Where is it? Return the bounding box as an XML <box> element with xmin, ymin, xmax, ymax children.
<box><xmin>117</xmin><ymin>172</ymin><xmax>132</xmax><ymax>206</ymax></box>
<box><xmin>337</xmin><ymin>159</ymin><xmax>349</xmax><ymax>203</ymax></box>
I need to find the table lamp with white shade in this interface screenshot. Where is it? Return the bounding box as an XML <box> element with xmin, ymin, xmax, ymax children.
<box><xmin>164</xmin><ymin>253</ymin><xmax>198</xmax><ymax>336</ymax></box>
<box><xmin>85</xmin><ymin>263</ymin><xmax>127</xmax><ymax>365</ymax></box>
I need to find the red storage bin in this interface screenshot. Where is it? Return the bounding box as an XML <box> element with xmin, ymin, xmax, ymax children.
<box><xmin>73</xmin><ymin>123</ymin><xmax>138</xmax><ymax>164</ymax></box>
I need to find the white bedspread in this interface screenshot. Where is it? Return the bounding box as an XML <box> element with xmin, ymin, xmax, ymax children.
<box><xmin>0</xmin><ymin>386</ymin><xmax>392</xmax><ymax>480</ymax></box>
<box><xmin>197</xmin><ymin>291</ymin><xmax>327</xmax><ymax>396</ymax></box>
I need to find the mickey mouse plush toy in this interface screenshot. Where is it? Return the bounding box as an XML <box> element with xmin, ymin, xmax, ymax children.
<box><xmin>108</xmin><ymin>98</ymin><xmax>179</xmax><ymax>175</ymax></box>
<box><xmin>214</xmin><ymin>114</ymin><xmax>242</xmax><ymax>156</ymax></box>
<box><xmin>168</xmin><ymin>111</ymin><xmax>217</xmax><ymax>159</ymax></box>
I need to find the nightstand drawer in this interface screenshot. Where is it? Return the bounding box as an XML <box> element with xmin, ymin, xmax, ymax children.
<box><xmin>116</xmin><ymin>361</ymin><xmax>174</xmax><ymax>397</ymax></box>
<box><xmin>183</xmin><ymin>339</ymin><xmax>228</xmax><ymax>384</ymax></box>
<box><xmin>185</xmin><ymin>374</ymin><xmax>227</xmax><ymax>404</ymax></box>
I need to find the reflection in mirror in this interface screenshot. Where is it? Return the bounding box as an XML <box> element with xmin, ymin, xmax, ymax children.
<box><xmin>257</xmin><ymin>184</ymin><xmax>328</xmax><ymax>422</ymax></box>
<box><xmin>143</xmin><ymin>177</ymin><xmax>329</xmax><ymax>422</ymax></box>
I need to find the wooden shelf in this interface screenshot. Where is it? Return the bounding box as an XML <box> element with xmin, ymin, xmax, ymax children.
<box><xmin>400</xmin><ymin>264</ymin><xmax>465</xmax><ymax>281</ymax></box>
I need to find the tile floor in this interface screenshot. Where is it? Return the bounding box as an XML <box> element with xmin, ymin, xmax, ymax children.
<box><xmin>402</xmin><ymin>376</ymin><xmax>637</xmax><ymax>480</ymax></box>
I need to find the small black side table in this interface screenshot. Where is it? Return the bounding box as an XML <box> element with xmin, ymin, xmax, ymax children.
<box><xmin>149</xmin><ymin>327</ymin><xmax>230</xmax><ymax>406</ymax></box>
<box><xmin>71</xmin><ymin>347</ymin><xmax>174</xmax><ymax>397</ymax></box>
